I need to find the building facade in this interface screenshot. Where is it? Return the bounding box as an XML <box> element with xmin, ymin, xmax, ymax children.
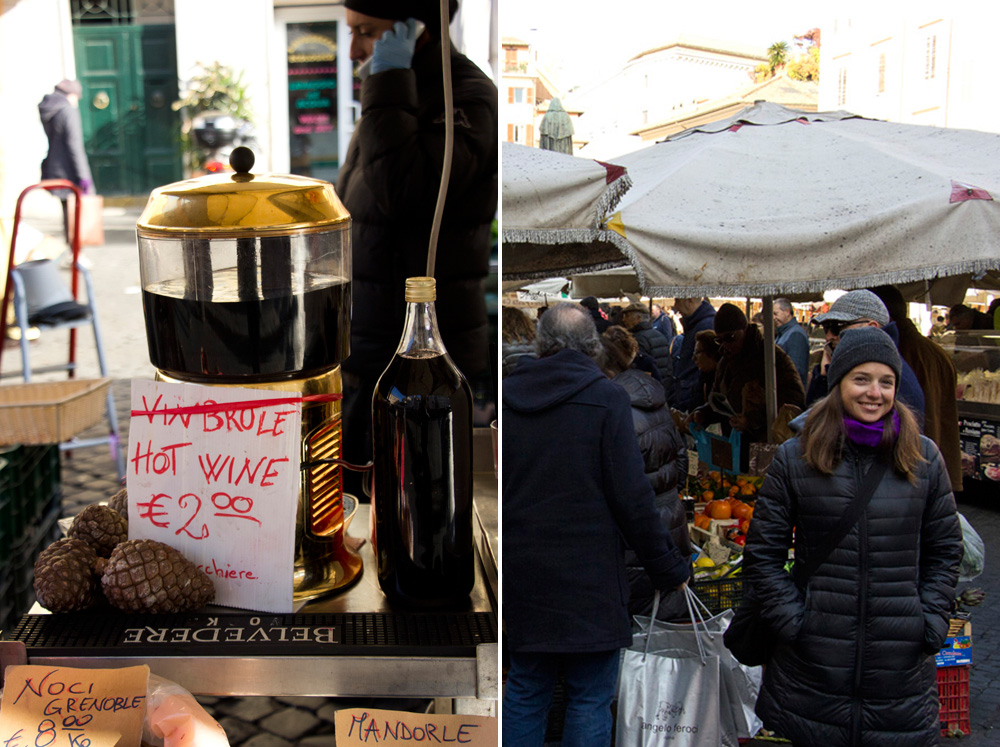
<box><xmin>818</xmin><ymin>15</ymin><xmax>1000</xmax><ymax>134</ymax></box>
<box><xmin>568</xmin><ymin>35</ymin><xmax>766</xmax><ymax>158</ymax></box>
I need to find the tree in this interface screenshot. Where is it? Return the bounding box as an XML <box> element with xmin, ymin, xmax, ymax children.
<box><xmin>788</xmin><ymin>45</ymin><xmax>820</xmax><ymax>82</ymax></box>
<box><xmin>767</xmin><ymin>41</ymin><xmax>790</xmax><ymax>74</ymax></box>
<box><xmin>755</xmin><ymin>40</ymin><xmax>791</xmax><ymax>82</ymax></box>
<box><xmin>788</xmin><ymin>29</ymin><xmax>821</xmax><ymax>82</ymax></box>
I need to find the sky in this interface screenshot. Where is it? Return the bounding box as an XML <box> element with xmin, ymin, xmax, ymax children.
<box><xmin>502</xmin><ymin>1</ymin><xmax>833</xmax><ymax>93</ymax></box>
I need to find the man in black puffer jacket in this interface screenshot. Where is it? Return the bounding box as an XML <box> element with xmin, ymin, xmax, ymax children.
<box><xmin>338</xmin><ymin>0</ymin><xmax>497</xmax><ymax>490</ymax></box>
<box><xmin>623</xmin><ymin>302</ymin><xmax>673</xmax><ymax>400</ymax></box>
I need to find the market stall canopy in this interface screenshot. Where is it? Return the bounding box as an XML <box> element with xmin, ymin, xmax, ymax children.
<box><xmin>501</xmin><ymin>142</ymin><xmax>632</xmax><ymax>281</ymax></box>
<box><xmin>604</xmin><ymin>102</ymin><xmax>1000</xmax><ymax>298</ymax></box>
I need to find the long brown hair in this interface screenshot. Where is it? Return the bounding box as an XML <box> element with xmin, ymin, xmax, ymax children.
<box><xmin>502</xmin><ymin>306</ymin><xmax>536</xmax><ymax>344</ymax></box>
<box><xmin>800</xmin><ymin>386</ymin><xmax>924</xmax><ymax>482</ymax></box>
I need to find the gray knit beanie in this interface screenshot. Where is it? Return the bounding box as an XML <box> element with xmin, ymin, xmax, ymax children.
<box><xmin>827</xmin><ymin>327</ymin><xmax>902</xmax><ymax>392</ymax></box>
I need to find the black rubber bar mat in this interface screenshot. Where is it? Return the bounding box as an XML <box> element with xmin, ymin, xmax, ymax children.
<box><xmin>6</xmin><ymin>611</ymin><xmax>497</xmax><ymax>658</ymax></box>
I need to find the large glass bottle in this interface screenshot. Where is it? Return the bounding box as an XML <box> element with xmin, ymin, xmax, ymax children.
<box><xmin>371</xmin><ymin>276</ymin><xmax>474</xmax><ymax>606</ymax></box>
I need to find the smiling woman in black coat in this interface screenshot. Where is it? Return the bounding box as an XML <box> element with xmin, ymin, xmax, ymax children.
<box><xmin>745</xmin><ymin>328</ymin><xmax>963</xmax><ymax>747</ymax></box>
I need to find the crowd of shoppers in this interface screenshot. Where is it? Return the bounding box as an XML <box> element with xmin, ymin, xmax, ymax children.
<box><xmin>501</xmin><ymin>289</ymin><xmax>963</xmax><ymax>746</ymax></box>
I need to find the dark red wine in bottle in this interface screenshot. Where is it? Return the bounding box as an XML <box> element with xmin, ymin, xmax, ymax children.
<box><xmin>371</xmin><ymin>277</ymin><xmax>474</xmax><ymax>606</ymax></box>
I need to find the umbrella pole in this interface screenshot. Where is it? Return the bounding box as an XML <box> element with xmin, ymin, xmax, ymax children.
<box><xmin>762</xmin><ymin>297</ymin><xmax>777</xmax><ymax>443</ymax></box>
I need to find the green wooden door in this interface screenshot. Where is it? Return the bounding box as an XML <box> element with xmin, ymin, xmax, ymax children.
<box><xmin>73</xmin><ymin>25</ymin><xmax>182</xmax><ymax>195</ymax></box>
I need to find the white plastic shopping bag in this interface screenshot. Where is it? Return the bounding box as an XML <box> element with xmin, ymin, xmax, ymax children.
<box><xmin>615</xmin><ymin>588</ymin><xmax>723</xmax><ymax>746</ymax></box>
<box><xmin>616</xmin><ymin>647</ymin><xmax>721</xmax><ymax>746</ymax></box>
<box><xmin>634</xmin><ymin>605</ymin><xmax>763</xmax><ymax>745</ymax></box>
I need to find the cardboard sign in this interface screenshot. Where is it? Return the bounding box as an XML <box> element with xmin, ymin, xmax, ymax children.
<box><xmin>128</xmin><ymin>380</ymin><xmax>302</xmax><ymax>613</ymax></box>
<box><xmin>334</xmin><ymin>708</ymin><xmax>497</xmax><ymax>746</ymax></box>
<box><xmin>0</xmin><ymin>664</ymin><xmax>148</xmax><ymax>747</ymax></box>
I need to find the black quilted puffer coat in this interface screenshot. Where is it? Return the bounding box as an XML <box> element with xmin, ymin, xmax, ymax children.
<box><xmin>611</xmin><ymin>369</ymin><xmax>694</xmax><ymax>620</ymax></box>
<box><xmin>745</xmin><ymin>435</ymin><xmax>962</xmax><ymax>747</ymax></box>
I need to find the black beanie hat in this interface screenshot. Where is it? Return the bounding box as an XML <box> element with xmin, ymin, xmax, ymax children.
<box><xmin>344</xmin><ymin>0</ymin><xmax>458</xmax><ymax>32</ymax></box>
<box><xmin>827</xmin><ymin>327</ymin><xmax>902</xmax><ymax>393</ymax></box>
<box><xmin>714</xmin><ymin>303</ymin><xmax>748</xmax><ymax>334</ymax></box>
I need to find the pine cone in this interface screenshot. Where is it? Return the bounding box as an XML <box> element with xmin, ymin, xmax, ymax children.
<box><xmin>33</xmin><ymin>538</ymin><xmax>100</xmax><ymax>612</ymax></box>
<box><xmin>68</xmin><ymin>504</ymin><xmax>129</xmax><ymax>557</ymax></box>
<box><xmin>108</xmin><ymin>487</ymin><xmax>128</xmax><ymax>520</ymax></box>
<box><xmin>101</xmin><ymin>539</ymin><xmax>215</xmax><ymax>613</ymax></box>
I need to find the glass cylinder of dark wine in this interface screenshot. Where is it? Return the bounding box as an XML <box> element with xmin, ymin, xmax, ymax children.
<box><xmin>372</xmin><ymin>276</ymin><xmax>474</xmax><ymax>606</ymax></box>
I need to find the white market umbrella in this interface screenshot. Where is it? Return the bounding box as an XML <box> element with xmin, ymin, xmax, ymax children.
<box><xmin>501</xmin><ymin>142</ymin><xmax>633</xmax><ymax>282</ymax></box>
<box><xmin>605</xmin><ymin>101</ymin><xmax>1000</xmax><ymax>299</ymax></box>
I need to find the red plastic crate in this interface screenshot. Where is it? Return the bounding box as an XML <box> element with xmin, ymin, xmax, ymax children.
<box><xmin>938</xmin><ymin>665</ymin><xmax>971</xmax><ymax>737</ymax></box>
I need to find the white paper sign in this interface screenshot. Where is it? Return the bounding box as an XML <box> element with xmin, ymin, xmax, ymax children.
<box><xmin>127</xmin><ymin>380</ymin><xmax>301</xmax><ymax>613</ymax></box>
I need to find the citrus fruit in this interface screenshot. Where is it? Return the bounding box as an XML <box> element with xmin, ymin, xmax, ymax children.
<box><xmin>706</xmin><ymin>500</ymin><xmax>732</xmax><ymax>520</ymax></box>
<box><xmin>731</xmin><ymin>501</ymin><xmax>752</xmax><ymax>521</ymax></box>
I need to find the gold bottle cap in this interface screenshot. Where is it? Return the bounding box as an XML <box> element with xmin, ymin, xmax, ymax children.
<box><xmin>405</xmin><ymin>276</ymin><xmax>436</xmax><ymax>303</ymax></box>
<box><xmin>136</xmin><ymin>147</ymin><xmax>350</xmax><ymax>238</ymax></box>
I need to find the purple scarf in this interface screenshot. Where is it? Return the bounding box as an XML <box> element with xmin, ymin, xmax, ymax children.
<box><xmin>843</xmin><ymin>410</ymin><xmax>900</xmax><ymax>448</ymax></box>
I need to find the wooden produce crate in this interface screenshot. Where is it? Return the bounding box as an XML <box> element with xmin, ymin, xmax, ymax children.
<box><xmin>0</xmin><ymin>378</ymin><xmax>111</xmax><ymax>446</ymax></box>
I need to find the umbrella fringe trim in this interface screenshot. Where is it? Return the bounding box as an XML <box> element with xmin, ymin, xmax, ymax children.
<box><xmin>500</xmin><ymin>227</ymin><xmax>634</xmax><ymax>282</ymax></box>
<box><xmin>597</xmin><ymin>173</ymin><xmax>634</xmax><ymax>218</ymax></box>
<box><xmin>636</xmin><ymin>259</ymin><xmax>1000</xmax><ymax>299</ymax></box>
<box><xmin>501</xmin><ymin>228</ymin><xmax>603</xmax><ymax>245</ymax></box>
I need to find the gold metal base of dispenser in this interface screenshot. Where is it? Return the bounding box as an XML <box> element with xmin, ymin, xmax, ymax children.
<box><xmin>154</xmin><ymin>367</ymin><xmax>363</xmax><ymax>602</ymax></box>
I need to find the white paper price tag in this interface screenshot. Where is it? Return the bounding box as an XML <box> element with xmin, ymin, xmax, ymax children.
<box><xmin>127</xmin><ymin>380</ymin><xmax>301</xmax><ymax>613</ymax></box>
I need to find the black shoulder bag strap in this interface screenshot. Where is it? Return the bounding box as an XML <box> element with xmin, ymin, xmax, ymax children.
<box><xmin>794</xmin><ymin>459</ymin><xmax>889</xmax><ymax>584</ymax></box>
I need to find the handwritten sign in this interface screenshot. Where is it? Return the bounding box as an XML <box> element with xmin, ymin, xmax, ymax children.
<box><xmin>334</xmin><ymin>708</ymin><xmax>497</xmax><ymax>746</ymax></box>
<box><xmin>0</xmin><ymin>665</ymin><xmax>148</xmax><ymax>747</ymax></box>
<box><xmin>127</xmin><ymin>380</ymin><xmax>302</xmax><ymax>613</ymax></box>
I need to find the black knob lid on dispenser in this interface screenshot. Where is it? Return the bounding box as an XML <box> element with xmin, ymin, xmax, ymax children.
<box><xmin>230</xmin><ymin>146</ymin><xmax>255</xmax><ymax>174</ymax></box>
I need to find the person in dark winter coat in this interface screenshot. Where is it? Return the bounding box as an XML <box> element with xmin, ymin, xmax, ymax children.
<box><xmin>601</xmin><ymin>326</ymin><xmax>693</xmax><ymax>621</ymax></box>
<box><xmin>501</xmin><ymin>305</ymin><xmax>535</xmax><ymax>377</ymax></box>
<box><xmin>690</xmin><ymin>303</ymin><xmax>805</xmax><ymax>445</ymax></box>
<box><xmin>671</xmin><ymin>297</ymin><xmax>717</xmax><ymax>411</ymax></box>
<box><xmin>579</xmin><ymin>295</ymin><xmax>610</xmax><ymax>332</ymax></box>
<box><xmin>691</xmin><ymin>328</ymin><xmax>722</xmax><ymax>412</ymax></box>
<box><xmin>871</xmin><ymin>285</ymin><xmax>963</xmax><ymax>492</ymax></box>
<box><xmin>38</xmin><ymin>79</ymin><xmax>94</xmax><ymax>240</ymax></box>
<box><xmin>807</xmin><ymin>290</ymin><xmax>925</xmax><ymax>427</ymax></box>
<box><xmin>774</xmin><ymin>297</ymin><xmax>810</xmax><ymax>385</ymax></box>
<box><xmin>623</xmin><ymin>303</ymin><xmax>673</xmax><ymax>397</ymax></box>
<box><xmin>503</xmin><ymin>303</ymin><xmax>690</xmax><ymax>747</ymax></box>
<box><xmin>651</xmin><ymin>303</ymin><xmax>677</xmax><ymax>343</ymax></box>
<box><xmin>745</xmin><ymin>327</ymin><xmax>963</xmax><ymax>747</ymax></box>
<box><xmin>336</xmin><ymin>0</ymin><xmax>497</xmax><ymax>493</ymax></box>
